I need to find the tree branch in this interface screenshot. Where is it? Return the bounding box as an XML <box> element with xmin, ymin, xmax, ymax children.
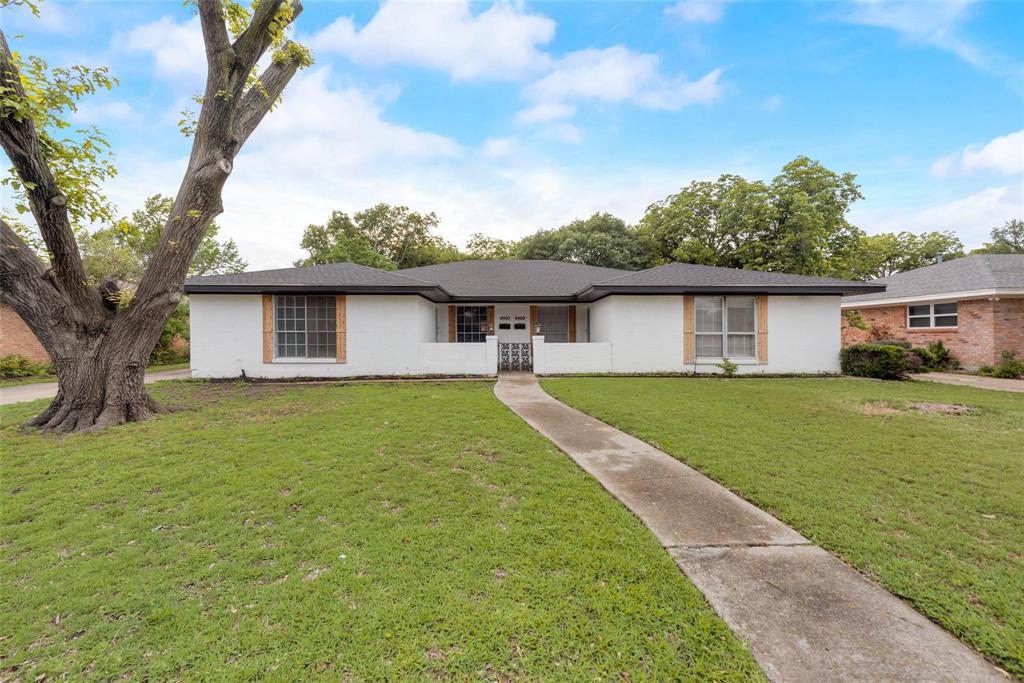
<box><xmin>0</xmin><ymin>30</ymin><xmax>101</xmax><ymax>315</ymax></box>
<box><xmin>235</xmin><ymin>49</ymin><xmax>303</xmax><ymax>146</ymax></box>
<box><xmin>233</xmin><ymin>0</ymin><xmax>303</xmax><ymax>73</ymax></box>
<box><xmin>0</xmin><ymin>218</ymin><xmax>73</xmax><ymax>350</ymax></box>
<box><xmin>197</xmin><ymin>0</ymin><xmax>233</xmax><ymax>78</ymax></box>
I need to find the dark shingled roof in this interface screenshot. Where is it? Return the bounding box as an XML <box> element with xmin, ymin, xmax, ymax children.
<box><xmin>184</xmin><ymin>262</ymin><xmax>438</xmax><ymax>293</ymax></box>
<box><xmin>185</xmin><ymin>259</ymin><xmax>883</xmax><ymax>299</ymax></box>
<box><xmin>842</xmin><ymin>254</ymin><xmax>1024</xmax><ymax>305</ymax></box>
<box><xmin>575</xmin><ymin>262</ymin><xmax>883</xmax><ymax>299</ymax></box>
<box><xmin>397</xmin><ymin>260</ymin><xmax>629</xmax><ymax>299</ymax></box>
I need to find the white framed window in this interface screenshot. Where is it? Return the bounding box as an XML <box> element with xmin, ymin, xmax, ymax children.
<box><xmin>275</xmin><ymin>295</ymin><xmax>336</xmax><ymax>359</ymax></box>
<box><xmin>907</xmin><ymin>302</ymin><xmax>957</xmax><ymax>329</ymax></box>
<box><xmin>695</xmin><ymin>296</ymin><xmax>756</xmax><ymax>358</ymax></box>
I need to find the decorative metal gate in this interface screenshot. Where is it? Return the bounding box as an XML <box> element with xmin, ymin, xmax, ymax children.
<box><xmin>499</xmin><ymin>342</ymin><xmax>532</xmax><ymax>372</ymax></box>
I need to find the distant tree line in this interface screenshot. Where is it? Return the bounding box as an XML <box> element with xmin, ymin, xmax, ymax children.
<box><xmin>295</xmin><ymin>156</ymin><xmax>1021</xmax><ymax>279</ymax></box>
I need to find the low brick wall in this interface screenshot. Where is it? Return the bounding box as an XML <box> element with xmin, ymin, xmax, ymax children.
<box><xmin>842</xmin><ymin>297</ymin><xmax>1024</xmax><ymax>369</ymax></box>
<box><xmin>0</xmin><ymin>303</ymin><xmax>50</xmax><ymax>363</ymax></box>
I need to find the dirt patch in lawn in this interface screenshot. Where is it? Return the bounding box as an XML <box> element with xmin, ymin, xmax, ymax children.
<box><xmin>858</xmin><ymin>401</ymin><xmax>977</xmax><ymax>417</ymax></box>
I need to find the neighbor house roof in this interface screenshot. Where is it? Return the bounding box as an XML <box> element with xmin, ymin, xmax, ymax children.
<box><xmin>185</xmin><ymin>259</ymin><xmax>884</xmax><ymax>300</ymax></box>
<box><xmin>842</xmin><ymin>254</ymin><xmax>1024</xmax><ymax>307</ymax></box>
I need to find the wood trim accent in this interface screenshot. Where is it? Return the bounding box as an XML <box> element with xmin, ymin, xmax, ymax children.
<box><xmin>683</xmin><ymin>295</ymin><xmax>695</xmax><ymax>363</ymax></box>
<box><xmin>336</xmin><ymin>295</ymin><xmax>347</xmax><ymax>363</ymax></box>
<box><xmin>567</xmin><ymin>305</ymin><xmax>576</xmax><ymax>342</ymax></box>
<box><xmin>757</xmin><ymin>295</ymin><xmax>768</xmax><ymax>364</ymax></box>
<box><xmin>262</xmin><ymin>294</ymin><xmax>273</xmax><ymax>363</ymax></box>
<box><xmin>529</xmin><ymin>305</ymin><xmax>537</xmax><ymax>336</ymax></box>
<box><xmin>487</xmin><ymin>305</ymin><xmax>495</xmax><ymax>335</ymax></box>
<box><xmin>448</xmin><ymin>306</ymin><xmax>457</xmax><ymax>343</ymax></box>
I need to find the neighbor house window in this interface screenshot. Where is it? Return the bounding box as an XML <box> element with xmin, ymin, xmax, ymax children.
<box><xmin>456</xmin><ymin>306</ymin><xmax>488</xmax><ymax>342</ymax></box>
<box><xmin>536</xmin><ymin>306</ymin><xmax>569</xmax><ymax>343</ymax></box>
<box><xmin>275</xmin><ymin>295</ymin><xmax>336</xmax><ymax>359</ymax></box>
<box><xmin>908</xmin><ymin>302</ymin><xmax>957</xmax><ymax>328</ymax></box>
<box><xmin>695</xmin><ymin>296</ymin><xmax>756</xmax><ymax>358</ymax></box>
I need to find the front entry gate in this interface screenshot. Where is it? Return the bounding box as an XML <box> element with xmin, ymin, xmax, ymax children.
<box><xmin>499</xmin><ymin>342</ymin><xmax>532</xmax><ymax>372</ymax></box>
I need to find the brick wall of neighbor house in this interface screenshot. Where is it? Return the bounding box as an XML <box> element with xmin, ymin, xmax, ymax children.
<box><xmin>842</xmin><ymin>297</ymin><xmax>1024</xmax><ymax>369</ymax></box>
<box><xmin>0</xmin><ymin>303</ymin><xmax>50</xmax><ymax>363</ymax></box>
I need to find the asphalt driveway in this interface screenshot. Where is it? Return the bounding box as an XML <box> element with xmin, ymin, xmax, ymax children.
<box><xmin>0</xmin><ymin>368</ymin><xmax>191</xmax><ymax>405</ymax></box>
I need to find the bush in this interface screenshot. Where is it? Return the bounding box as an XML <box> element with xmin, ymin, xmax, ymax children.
<box><xmin>981</xmin><ymin>351</ymin><xmax>1024</xmax><ymax>379</ymax></box>
<box><xmin>911</xmin><ymin>340</ymin><xmax>957</xmax><ymax>372</ymax></box>
<box><xmin>0</xmin><ymin>355</ymin><xmax>54</xmax><ymax>379</ymax></box>
<box><xmin>840</xmin><ymin>343</ymin><xmax>911</xmax><ymax>380</ymax></box>
<box><xmin>150</xmin><ymin>302</ymin><xmax>190</xmax><ymax>365</ymax></box>
<box><xmin>715</xmin><ymin>357</ymin><xmax>738</xmax><ymax>377</ymax></box>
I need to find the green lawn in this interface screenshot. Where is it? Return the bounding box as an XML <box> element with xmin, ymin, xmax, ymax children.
<box><xmin>1</xmin><ymin>381</ymin><xmax>762</xmax><ymax>681</ymax></box>
<box><xmin>541</xmin><ymin>377</ymin><xmax>1024</xmax><ymax>678</ymax></box>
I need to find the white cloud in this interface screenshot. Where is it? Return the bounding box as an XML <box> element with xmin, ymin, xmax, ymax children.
<box><xmin>482</xmin><ymin>137</ymin><xmax>516</xmax><ymax>158</ymax></box>
<box><xmin>124</xmin><ymin>15</ymin><xmax>206</xmax><ymax>79</ymax></box>
<box><xmin>522</xmin><ymin>46</ymin><xmax>723</xmax><ymax>118</ymax></box>
<box><xmin>72</xmin><ymin>100</ymin><xmax>136</xmax><ymax>125</ymax></box>
<box><xmin>843</xmin><ymin>0</ymin><xmax>986</xmax><ymax>68</ymax></box>
<box><xmin>665</xmin><ymin>1</ymin><xmax>726</xmax><ymax>24</ymax></box>
<box><xmin>247</xmin><ymin>68</ymin><xmax>462</xmax><ymax>173</ymax></box>
<box><xmin>540</xmin><ymin>124</ymin><xmax>584</xmax><ymax>144</ymax></box>
<box><xmin>515</xmin><ymin>102</ymin><xmax>576</xmax><ymax>125</ymax></box>
<box><xmin>854</xmin><ymin>180</ymin><xmax>1024</xmax><ymax>247</ymax></box>
<box><xmin>930</xmin><ymin>129</ymin><xmax>1024</xmax><ymax>178</ymax></box>
<box><xmin>308</xmin><ymin>0</ymin><xmax>555</xmax><ymax>81</ymax></box>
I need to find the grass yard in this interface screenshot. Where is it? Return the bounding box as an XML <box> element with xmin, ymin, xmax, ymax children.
<box><xmin>541</xmin><ymin>377</ymin><xmax>1024</xmax><ymax>678</ymax></box>
<box><xmin>1</xmin><ymin>381</ymin><xmax>763</xmax><ymax>681</ymax></box>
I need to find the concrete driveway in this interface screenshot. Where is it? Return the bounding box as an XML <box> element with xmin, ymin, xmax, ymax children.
<box><xmin>0</xmin><ymin>368</ymin><xmax>191</xmax><ymax>405</ymax></box>
<box><xmin>916</xmin><ymin>372</ymin><xmax>1024</xmax><ymax>392</ymax></box>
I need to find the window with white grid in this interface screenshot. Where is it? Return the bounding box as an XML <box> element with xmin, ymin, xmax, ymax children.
<box><xmin>695</xmin><ymin>296</ymin><xmax>756</xmax><ymax>359</ymax></box>
<box><xmin>456</xmin><ymin>306</ymin><xmax>488</xmax><ymax>342</ymax></box>
<box><xmin>275</xmin><ymin>295</ymin><xmax>336</xmax><ymax>359</ymax></box>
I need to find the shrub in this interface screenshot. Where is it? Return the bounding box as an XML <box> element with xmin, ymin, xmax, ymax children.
<box><xmin>0</xmin><ymin>355</ymin><xmax>54</xmax><ymax>379</ymax></box>
<box><xmin>715</xmin><ymin>357</ymin><xmax>738</xmax><ymax>377</ymax></box>
<box><xmin>984</xmin><ymin>351</ymin><xmax>1024</xmax><ymax>379</ymax></box>
<box><xmin>840</xmin><ymin>343</ymin><xmax>911</xmax><ymax>380</ymax></box>
<box><xmin>911</xmin><ymin>340</ymin><xmax>957</xmax><ymax>372</ymax></box>
<box><xmin>150</xmin><ymin>302</ymin><xmax>190</xmax><ymax>365</ymax></box>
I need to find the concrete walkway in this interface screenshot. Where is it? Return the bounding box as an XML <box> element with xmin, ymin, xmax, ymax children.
<box><xmin>0</xmin><ymin>368</ymin><xmax>191</xmax><ymax>405</ymax></box>
<box><xmin>916</xmin><ymin>371</ymin><xmax>1024</xmax><ymax>393</ymax></box>
<box><xmin>494</xmin><ymin>374</ymin><xmax>1007</xmax><ymax>683</ymax></box>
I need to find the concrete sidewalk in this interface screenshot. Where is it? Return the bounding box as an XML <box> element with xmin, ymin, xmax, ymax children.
<box><xmin>494</xmin><ymin>374</ymin><xmax>1007</xmax><ymax>683</ymax></box>
<box><xmin>0</xmin><ymin>368</ymin><xmax>191</xmax><ymax>405</ymax></box>
<box><xmin>916</xmin><ymin>372</ymin><xmax>1024</xmax><ymax>392</ymax></box>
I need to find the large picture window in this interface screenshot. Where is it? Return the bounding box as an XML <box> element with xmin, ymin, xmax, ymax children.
<box><xmin>456</xmin><ymin>306</ymin><xmax>488</xmax><ymax>342</ymax></box>
<box><xmin>536</xmin><ymin>306</ymin><xmax>569</xmax><ymax>343</ymax></box>
<box><xmin>275</xmin><ymin>295</ymin><xmax>336</xmax><ymax>359</ymax></box>
<box><xmin>695</xmin><ymin>296</ymin><xmax>756</xmax><ymax>358</ymax></box>
<box><xmin>908</xmin><ymin>302</ymin><xmax>957</xmax><ymax>328</ymax></box>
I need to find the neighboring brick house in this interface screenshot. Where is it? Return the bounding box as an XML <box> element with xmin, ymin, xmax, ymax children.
<box><xmin>842</xmin><ymin>254</ymin><xmax>1024</xmax><ymax>369</ymax></box>
<box><xmin>0</xmin><ymin>303</ymin><xmax>50</xmax><ymax>363</ymax></box>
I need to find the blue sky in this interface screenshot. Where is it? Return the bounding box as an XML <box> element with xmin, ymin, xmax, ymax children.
<box><xmin>3</xmin><ymin>0</ymin><xmax>1022</xmax><ymax>269</ymax></box>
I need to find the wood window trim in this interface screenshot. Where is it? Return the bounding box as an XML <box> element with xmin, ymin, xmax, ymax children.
<box><xmin>448</xmin><ymin>306</ymin><xmax>456</xmax><ymax>343</ymax></box>
<box><xmin>487</xmin><ymin>305</ymin><xmax>495</xmax><ymax>335</ymax></box>
<box><xmin>262</xmin><ymin>294</ymin><xmax>273</xmax><ymax>363</ymax></box>
<box><xmin>683</xmin><ymin>295</ymin><xmax>695</xmax><ymax>363</ymax></box>
<box><xmin>336</xmin><ymin>294</ymin><xmax>347</xmax><ymax>363</ymax></box>
<box><xmin>756</xmin><ymin>295</ymin><xmax>768</xmax><ymax>364</ymax></box>
<box><xmin>568</xmin><ymin>305</ymin><xmax>577</xmax><ymax>343</ymax></box>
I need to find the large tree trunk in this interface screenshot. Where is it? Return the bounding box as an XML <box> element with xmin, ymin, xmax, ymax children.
<box><xmin>30</xmin><ymin>341</ymin><xmax>159</xmax><ymax>433</ymax></box>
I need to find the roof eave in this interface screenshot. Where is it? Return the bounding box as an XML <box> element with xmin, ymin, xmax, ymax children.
<box><xmin>577</xmin><ymin>284</ymin><xmax>886</xmax><ymax>301</ymax></box>
<box><xmin>184</xmin><ymin>284</ymin><xmax>452</xmax><ymax>301</ymax></box>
